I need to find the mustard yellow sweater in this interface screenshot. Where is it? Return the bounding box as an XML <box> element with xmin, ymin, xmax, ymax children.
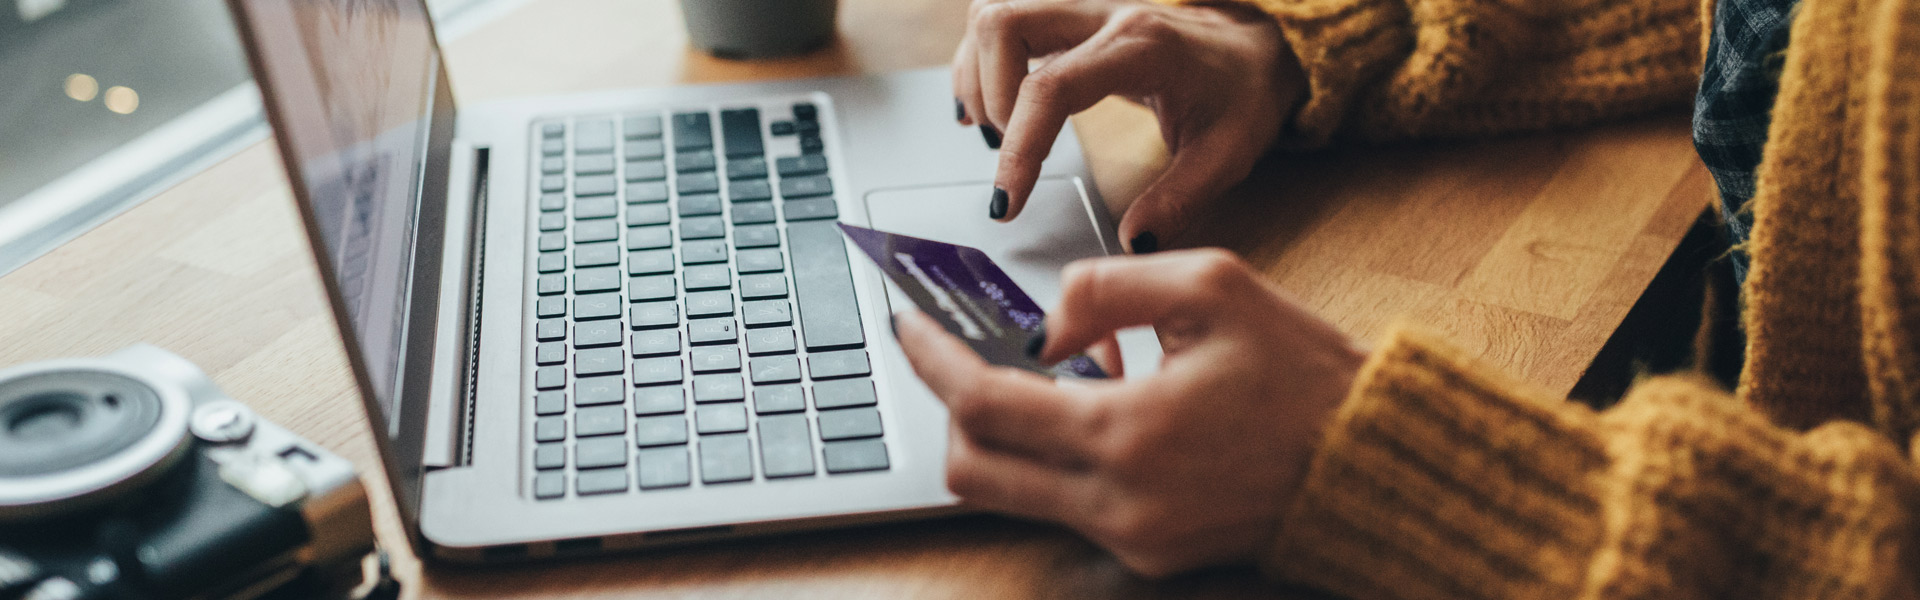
<box><xmin>1181</xmin><ymin>0</ymin><xmax>1920</xmax><ymax>596</ymax></box>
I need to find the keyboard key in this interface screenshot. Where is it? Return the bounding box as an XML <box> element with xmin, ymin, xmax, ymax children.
<box><xmin>818</xmin><ymin>408</ymin><xmax>883</xmax><ymax>440</ymax></box>
<box><xmin>631</xmin><ymin>301</ymin><xmax>679</xmax><ymax>329</ymax></box>
<box><xmin>684</xmin><ymin>265</ymin><xmax>731</xmax><ymax>291</ymax></box>
<box><xmin>535</xmin><ymin>416</ymin><xmax>566</xmax><ymax>441</ymax></box>
<box><xmin>633</xmin><ymin>357</ymin><xmax>683</xmax><ymax>386</ymax></box>
<box><xmin>812</xmin><ymin>378</ymin><xmax>877</xmax><ymax>410</ymax></box>
<box><xmin>678</xmin><ymin>193</ymin><xmax>722</xmax><ymax>217</ymax></box>
<box><xmin>576</xmin><ymin>468</ymin><xmax>628</xmax><ymax>495</ymax></box>
<box><xmin>574</xmin><ymin>293</ymin><xmax>623</xmax><ymax>321</ymax></box>
<box><xmin>537</xmin><ymin>319</ymin><xmax>567</xmax><ymax>341</ymax></box>
<box><xmin>808</xmin><ymin>349</ymin><xmax>871</xmax><ymax>379</ymax></box>
<box><xmin>634</xmin><ymin>386</ymin><xmax>685</xmax><ymax>415</ymax></box>
<box><xmin>627</xmin><ymin>181</ymin><xmax>670</xmax><ymax>203</ymax></box>
<box><xmin>575</xmin><ymin>119</ymin><xmax>615</xmax><ymax>154</ymax></box>
<box><xmin>631</xmin><ymin>329</ymin><xmax>681</xmax><ymax>357</ymax></box>
<box><xmin>625</xmin><ymin>139</ymin><xmax>665</xmax><ymax>160</ymax></box>
<box><xmin>574</xmin><ymin>375</ymin><xmax>625</xmax><ymax>406</ymax></box>
<box><xmin>753</xmin><ymin>384</ymin><xmax>806</xmax><ymax>414</ymax></box>
<box><xmin>540</xmin><ymin>192</ymin><xmax>566</xmax><ymax>211</ymax></box>
<box><xmin>775</xmin><ymin>154</ymin><xmax>828</xmax><ymax>177</ymax></box>
<box><xmin>680</xmin><ymin>217</ymin><xmax>726</xmax><ymax>240</ymax></box>
<box><xmin>538</xmin><ymin>253</ymin><xmax>566</xmax><ymax>274</ymax></box>
<box><xmin>534</xmin><ymin>472</ymin><xmax>565</xmax><ymax>499</ymax></box>
<box><xmin>538</xmin><ymin>274</ymin><xmax>565</xmax><ymax>295</ymax></box>
<box><xmin>536</xmin><ymin>342</ymin><xmax>565</xmax><ymax>366</ymax></box>
<box><xmin>782</xmin><ymin>198</ymin><xmax>838</xmax><ymax>221</ymax></box>
<box><xmin>630</xmin><ymin>274</ymin><xmax>676</xmax><ymax>301</ymax></box>
<box><xmin>824</xmin><ymin>439</ymin><xmax>890</xmax><ymax>473</ymax></box>
<box><xmin>788</xmin><ymin>221</ymin><xmax>866</xmax><ymax>350</ymax></box>
<box><xmin>628</xmin><ymin>203</ymin><xmax>671</xmax><ymax>227</ymax></box>
<box><xmin>540</xmin><ymin>175</ymin><xmax>566</xmax><ymax>193</ymax></box>
<box><xmin>727</xmin><ymin>156</ymin><xmax>767</xmax><ymax>180</ymax></box>
<box><xmin>624</xmin><ymin>113</ymin><xmax>663</xmax><ymax>139</ymax></box>
<box><xmin>732</xmin><ymin>202</ymin><xmax>776</xmax><ymax>226</ymax></box>
<box><xmin>575</xmin><ymin>267</ymin><xmax>621</xmax><ymax>293</ymax></box>
<box><xmin>688</xmin><ymin>318</ymin><xmax>737</xmax><ymax>345</ymax></box>
<box><xmin>542</xmin><ymin>138</ymin><xmax>565</xmax><ymax>156</ymax></box>
<box><xmin>635</xmin><ymin>415</ymin><xmax>688</xmax><ymax>446</ymax></box>
<box><xmin>576</xmin><ymin>220</ymin><xmax>619</xmax><ymax>242</ymax></box>
<box><xmin>538</xmin><ymin>232</ymin><xmax>566</xmax><ymax>252</ymax></box>
<box><xmin>800</xmin><ymin>133</ymin><xmax>824</xmax><ymax>154</ymax></box>
<box><xmin>575</xmin><ymin>347</ymin><xmax>625</xmax><ymax>376</ymax></box>
<box><xmin>683</xmin><ymin>240</ymin><xmax>729</xmax><ymax>265</ymax></box>
<box><xmin>576</xmin><ymin>319</ymin><xmax>623</xmax><ymax>348</ymax></box>
<box><xmin>535</xmin><ymin>390</ymin><xmax>566</xmax><ymax>415</ymax></box>
<box><xmin>628</xmin><ymin>249</ymin><xmax>675</xmax><ymax>275</ymax></box>
<box><xmin>537</xmin><ymin>296</ymin><xmax>566</xmax><ymax>318</ymax></box>
<box><xmin>795</xmin><ymin>119</ymin><xmax>820</xmax><ymax>135</ymax></box>
<box><xmin>692</xmin><ymin>374</ymin><xmax>745</xmax><ymax>403</ymax></box>
<box><xmin>672</xmin><ymin>112</ymin><xmax>713</xmax><ymax>151</ymax></box>
<box><xmin>535</xmin><ymin>443</ymin><xmax>566</xmax><ymax>470</ymax></box>
<box><xmin>575</xmin><ymin>406</ymin><xmax>627</xmax><ymax>437</ymax></box>
<box><xmin>734</xmin><ymin>223</ymin><xmax>779</xmax><ymax>246</ymax></box>
<box><xmin>575</xmin><ymin>197</ymin><xmax>619</xmax><ymax>219</ymax></box>
<box><xmin>699</xmin><ymin>434</ymin><xmax>753</xmax><ymax>483</ymax></box>
<box><xmin>542</xmin><ymin>157</ymin><xmax>565</xmax><ymax>174</ymax></box>
<box><xmin>539</xmin><ymin>213</ymin><xmax>566</xmax><ymax>231</ymax></box>
<box><xmin>627</xmin><ymin>225</ymin><xmax>672</xmax><ymax>250</ymax></box>
<box><xmin>749</xmin><ymin>355</ymin><xmax>801</xmax><ymax>384</ymax></box>
<box><xmin>720</xmin><ymin>108</ymin><xmax>764</xmax><ymax>158</ymax></box>
<box><xmin>676</xmin><ymin>150</ymin><xmax>717</xmax><ymax>173</ymax></box>
<box><xmin>542</xmin><ymin>122</ymin><xmax>565</xmax><ymax>138</ymax></box>
<box><xmin>746</xmin><ymin>327</ymin><xmax>796</xmax><ymax>355</ymax></box>
<box><xmin>780</xmin><ymin>175</ymin><xmax>833</xmax><ymax>198</ymax></box>
<box><xmin>737</xmin><ymin>249</ymin><xmax>785</xmax><ymax>273</ymax></box>
<box><xmin>678</xmin><ymin>172</ymin><xmax>720</xmax><ymax>194</ymax></box>
<box><xmin>695</xmin><ymin>403</ymin><xmax>748</xmax><ymax>434</ymax></box>
<box><xmin>686</xmin><ymin>291</ymin><xmax>734</xmax><ymax>318</ymax></box>
<box><xmin>728</xmin><ymin>179</ymin><xmax>772</xmax><ymax>202</ymax></box>
<box><xmin>575</xmin><ymin>175</ymin><xmax>618</xmax><ymax>197</ymax></box>
<box><xmin>638</xmin><ymin>447</ymin><xmax>691</xmax><ymax>489</ymax></box>
<box><xmin>758</xmin><ymin>414</ymin><xmax>814</xmax><ymax>478</ymax></box>
<box><xmin>742</xmin><ymin>299</ymin><xmax>791</xmax><ymax>327</ymax></box>
<box><xmin>792</xmin><ymin>102</ymin><xmax>817</xmax><ymax>121</ymax></box>
<box><xmin>575</xmin><ymin>242</ymin><xmax>620</xmax><ymax>268</ymax></box>
<box><xmin>691</xmin><ymin>345</ymin><xmax>741</xmax><ymax>373</ymax></box>
<box><xmin>739</xmin><ymin>274</ymin><xmax>787</xmax><ymax>299</ymax></box>
<box><xmin>626</xmin><ymin>160</ymin><xmax>667</xmax><ymax>182</ymax></box>
<box><xmin>576</xmin><ymin>437</ymin><xmax>628</xmax><ymax>469</ymax></box>
<box><xmin>770</xmin><ymin>120</ymin><xmax>795</xmax><ymax>136</ymax></box>
<box><xmin>576</xmin><ymin>155</ymin><xmax>616</xmax><ymax>175</ymax></box>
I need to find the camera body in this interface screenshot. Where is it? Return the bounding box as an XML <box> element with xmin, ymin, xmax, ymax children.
<box><xmin>0</xmin><ymin>345</ymin><xmax>375</xmax><ymax>600</ymax></box>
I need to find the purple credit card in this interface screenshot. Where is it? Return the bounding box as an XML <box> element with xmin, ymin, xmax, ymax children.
<box><xmin>838</xmin><ymin>223</ymin><xmax>1108</xmax><ymax>379</ymax></box>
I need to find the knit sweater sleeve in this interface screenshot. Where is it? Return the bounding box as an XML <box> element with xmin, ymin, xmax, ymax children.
<box><xmin>1269</xmin><ymin>324</ymin><xmax>1920</xmax><ymax>600</ymax></box>
<box><xmin>1172</xmin><ymin>0</ymin><xmax>1703</xmax><ymax>146</ymax></box>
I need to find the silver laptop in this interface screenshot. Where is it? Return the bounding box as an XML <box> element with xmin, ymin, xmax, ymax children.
<box><xmin>226</xmin><ymin>0</ymin><xmax>1159</xmax><ymax>561</ymax></box>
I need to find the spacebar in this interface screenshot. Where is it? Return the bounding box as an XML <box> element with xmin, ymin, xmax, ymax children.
<box><xmin>787</xmin><ymin>221</ymin><xmax>866</xmax><ymax>350</ymax></box>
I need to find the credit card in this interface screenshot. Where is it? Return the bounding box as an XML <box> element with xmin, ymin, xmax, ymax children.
<box><xmin>838</xmin><ymin>223</ymin><xmax>1108</xmax><ymax>379</ymax></box>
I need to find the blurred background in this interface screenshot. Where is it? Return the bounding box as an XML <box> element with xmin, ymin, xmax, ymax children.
<box><xmin>0</xmin><ymin>0</ymin><xmax>506</xmax><ymax>275</ymax></box>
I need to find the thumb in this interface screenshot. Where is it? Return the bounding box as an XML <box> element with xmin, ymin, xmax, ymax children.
<box><xmin>1115</xmin><ymin>130</ymin><xmax>1254</xmax><ymax>253</ymax></box>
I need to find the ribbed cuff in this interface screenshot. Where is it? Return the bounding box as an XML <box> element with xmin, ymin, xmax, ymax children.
<box><xmin>1265</xmin><ymin>325</ymin><xmax>1612</xmax><ymax>599</ymax></box>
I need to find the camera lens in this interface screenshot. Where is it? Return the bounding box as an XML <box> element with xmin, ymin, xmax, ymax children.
<box><xmin>0</xmin><ymin>370</ymin><xmax>189</xmax><ymax>518</ymax></box>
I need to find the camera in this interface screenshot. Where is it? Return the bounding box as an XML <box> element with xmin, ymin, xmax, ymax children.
<box><xmin>0</xmin><ymin>345</ymin><xmax>381</xmax><ymax>600</ymax></box>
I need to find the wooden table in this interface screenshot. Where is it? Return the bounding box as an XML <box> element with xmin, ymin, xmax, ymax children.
<box><xmin>0</xmin><ymin>0</ymin><xmax>1709</xmax><ymax>597</ymax></box>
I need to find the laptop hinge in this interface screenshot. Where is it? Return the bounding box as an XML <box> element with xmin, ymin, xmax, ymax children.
<box><xmin>421</xmin><ymin>145</ymin><xmax>488</xmax><ymax>469</ymax></box>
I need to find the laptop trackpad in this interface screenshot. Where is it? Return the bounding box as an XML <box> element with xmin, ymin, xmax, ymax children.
<box><xmin>863</xmin><ymin>177</ymin><xmax>1115</xmax><ymax>311</ymax></box>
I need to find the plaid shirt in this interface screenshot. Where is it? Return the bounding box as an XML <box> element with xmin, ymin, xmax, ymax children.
<box><xmin>1693</xmin><ymin>0</ymin><xmax>1799</xmax><ymax>281</ymax></box>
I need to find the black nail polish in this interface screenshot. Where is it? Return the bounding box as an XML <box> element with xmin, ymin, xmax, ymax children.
<box><xmin>989</xmin><ymin>187</ymin><xmax>1009</xmax><ymax>220</ymax></box>
<box><xmin>954</xmin><ymin>98</ymin><xmax>967</xmax><ymax>123</ymax></box>
<box><xmin>1025</xmin><ymin>324</ymin><xmax>1047</xmax><ymax>360</ymax></box>
<box><xmin>1130</xmin><ymin>231</ymin><xmax>1158</xmax><ymax>254</ymax></box>
<box><xmin>889</xmin><ymin>313</ymin><xmax>901</xmax><ymax>338</ymax></box>
<box><xmin>979</xmin><ymin>124</ymin><xmax>1002</xmax><ymax>149</ymax></box>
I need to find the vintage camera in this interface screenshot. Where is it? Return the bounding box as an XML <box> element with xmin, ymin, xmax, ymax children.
<box><xmin>0</xmin><ymin>345</ymin><xmax>383</xmax><ymax>600</ymax></box>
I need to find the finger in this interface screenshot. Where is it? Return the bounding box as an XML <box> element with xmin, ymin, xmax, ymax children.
<box><xmin>946</xmin><ymin>432</ymin><xmax>1096</xmax><ymax>526</ymax></box>
<box><xmin>991</xmin><ymin>15</ymin><xmax>1159</xmax><ymax>222</ymax></box>
<box><xmin>1115</xmin><ymin>128</ymin><xmax>1259</xmax><ymax>252</ymax></box>
<box><xmin>1036</xmin><ymin>249</ymin><xmax>1258</xmax><ymax>364</ymax></box>
<box><xmin>952</xmin><ymin>35</ymin><xmax>980</xmax><ymax>126</ymax></box>
<box><xmin>894</xmin><ymin>310</ymin><xmax>1101</xmax><ymax>463</ymax></box>
<box><xmin>974</xmin><ymin>0</ymin><xmax>1108</xmax><ymax>131</ymax></box>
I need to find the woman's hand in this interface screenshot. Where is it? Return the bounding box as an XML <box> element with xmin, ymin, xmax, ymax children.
<box><xmin>893</xmin><ymin>249</ymin><xmax>1366</xmax><ymax>576</ymax></box>
<box><xmin>952</xmin><ymin>0</ymin><xmax>1304</xmax><ymax>252</ymax></box>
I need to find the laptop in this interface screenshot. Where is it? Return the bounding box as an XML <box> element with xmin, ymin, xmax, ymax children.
<box><xmin>225</xmin><ymin>0</ymin><xmax>1160</xmax><ymax>561</ymax></box>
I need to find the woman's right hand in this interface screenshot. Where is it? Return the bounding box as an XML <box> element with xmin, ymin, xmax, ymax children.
<box><xmin>952</xmin><ymin>0</ymin><xmax>1304</xmax><ymax>252</ymax></box>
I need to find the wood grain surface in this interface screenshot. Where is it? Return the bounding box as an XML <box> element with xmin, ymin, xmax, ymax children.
<box><xmin>0</xmin><ymin>0</ymin><xmax>1709</xmax><ymax>597</ymax></box>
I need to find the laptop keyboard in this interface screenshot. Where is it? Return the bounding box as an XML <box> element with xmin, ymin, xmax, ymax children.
<box><xmin>527</xmin><ymin>100</ymin><xmax>891</xmax><ymax>500</ymax></box>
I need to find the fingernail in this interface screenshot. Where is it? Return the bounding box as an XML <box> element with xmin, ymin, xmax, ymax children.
<box><xmin>989</xmin><ymin>187</ymin><xmax>1009</xmax><ymax>220</ymax></box>
<box><xmin>1129</xmin><ymin>231</ymin><xmax>1158</xmax><ymax>254</ymax></box>
<box><xmin>979</xmin><ymin>124</ymin><xmax>1002</xmax><ymax>149</ymax></box>
<box><xmin>954</xmin><ymin>98</ymin><xmax>967</xmax><ymax>123</ymax></box>
<box><xmin>1024</xmin><ymin>323</ymin><xmax>1047</xmax><ymax>360</ymax></box>
<box><xmin>890</xmin><ymin>313</ymin><xmax>901</xmax><ymax>338</ymax></box>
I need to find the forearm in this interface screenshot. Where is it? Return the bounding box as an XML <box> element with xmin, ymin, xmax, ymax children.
<box><xmin>1271</xmin><ymin>325</ymin><xmax>1920</xmax><ymax>599</ymax></box>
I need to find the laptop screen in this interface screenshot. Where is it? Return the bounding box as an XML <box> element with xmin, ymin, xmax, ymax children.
<box><xmin>230</xmin><ymin>0</ymin><xmax>444</xmax><ymax>434</ymax></box>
